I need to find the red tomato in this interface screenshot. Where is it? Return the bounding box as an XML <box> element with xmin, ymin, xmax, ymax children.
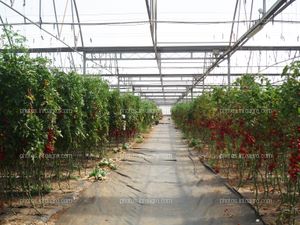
<box><xmin>0</xmin><ymin>151</ymin><xmax>5</xmax><ymax>161</ymax></box>
<box><xmin>268</xmin><ymin>162</ymin><xmax>276</xmax><ymax>172</ymax></box>
<box><xmin>246</xmin><ymin>134</ymin><xmax>256</xmax><ymax>145</ymax></box>
<box><xmin>271</xmin><ymin>110</ymin><xmax>278</xmax><ymax>119</ymax></box>
<box><xmin>239</xmin><ymin>146</ymin><xmax>248</xmax><ymax>155</ymax></box>
<box><xmin>44</xmin><ymin>143</ymin><xmax>54</xmax><ymax>154</ymax></box>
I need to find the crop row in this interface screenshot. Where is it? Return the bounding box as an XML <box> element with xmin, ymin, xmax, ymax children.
<box><xmin>171</xmin><ymin>62</ymin><xmax>300</xmax><ymax>224</ymax></box>
<box><xmin>0</xmin><ymin>33</ymin><xmax>161</xmax><ymax>203</ymax></box>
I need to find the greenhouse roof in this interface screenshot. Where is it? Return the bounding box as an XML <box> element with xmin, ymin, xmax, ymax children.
<box><xmin>0</xmin><ymin>0</ymin><xmax>299</xmax><ymax>105</ymax></box>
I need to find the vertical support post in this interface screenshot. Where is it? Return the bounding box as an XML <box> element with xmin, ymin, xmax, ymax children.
<box><xmin>115</xmin><ymin>53</ymin><xmax>120</xmax><ymax>89</ymax></box>
<box><xmin>191</xmin><ymin>88</ymin><xmax>193</xmax><ymax>100</ymax></box>
<box><xmin>227</xmin><ymin>55</ymin><xmax>231</xmax><ymax>88</ymax></box>
<box><xmin>202</xmin><ymin>79</ymin><xmax>204</xmax><ymax>94</ymax></box>
<box><xmin>263</xmin><ymin>0</ymin><xmax>266</xmax><ymax>15</ymax></box>
<box><xmin>72</xmin><ymin>0</ymin><xmax>84</xmax><ymax>47</ymax></box>
<box><xmin>39</xmin><ymin>0</ymin><xmax>42</xmax><ymax>27</ymax></box>
<box><xmin>154</xmin><ymin>0</ymin><xmax>157</xmax><ymax>45</ymax></box>
<box><xmin>185</xmin><ymin>87</ymin><xmax>188</xmax><ymax>103</ymax></box>
<box><xmin>52</xmin><ymin>0</ymin><xmax>60</xmax><ymax>36</ymax></box>
<box><xmin>83</xmin><ymin>52</ymin><xmax>86</xmax><ymax>75</ymax></box>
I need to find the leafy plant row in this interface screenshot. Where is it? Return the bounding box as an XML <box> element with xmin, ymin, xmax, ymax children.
<box><xmin>0</xmin><ymin>33</ymin><xmax>161</xmax><ymax>204</ymax></box>
<box><xmin>171</xmin><ymin>63</ymin><xmax>300</xmax><ymax>224</ymax></box>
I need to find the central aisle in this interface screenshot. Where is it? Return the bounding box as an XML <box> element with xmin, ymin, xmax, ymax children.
<box><xmin>56</xmin><ymin>117</ymin><xmax>262</xmax><ymax>225</ymax></box>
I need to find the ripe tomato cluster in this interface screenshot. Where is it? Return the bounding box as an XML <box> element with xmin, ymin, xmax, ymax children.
<box><xmin>288</xmin><ymin>132</ymin><xmax>300</xmax><ymax>182</ymax></box>
<box><xmin>44</xmin><ymin>128</ymin><xmax>55</xmax><ymax>154</ymax></box>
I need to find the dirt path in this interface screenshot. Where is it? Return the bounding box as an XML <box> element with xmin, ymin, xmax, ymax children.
<box><xmin>56</xmin><ymin>117</ymin><xmax>263</xmax><ymax>225</ymax></box>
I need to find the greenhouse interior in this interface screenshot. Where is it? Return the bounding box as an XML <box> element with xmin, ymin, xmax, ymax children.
<box><xmin>0</xmin><ymin>0</ymin><xmax>299</xmax><ymax>224</ymax></box>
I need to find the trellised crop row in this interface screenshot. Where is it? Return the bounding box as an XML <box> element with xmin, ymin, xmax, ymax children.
<box><xmin>0</xmin><ymin>33</ymin><xmax>161</xmax><ymax>204</ymax></box>
<box><xmin>171</xmin><ymin>63</ymin><xmax>300</xmax><ymax>224</ymax></box>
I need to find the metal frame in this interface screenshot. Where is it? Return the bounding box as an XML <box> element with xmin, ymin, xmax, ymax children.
<box><xmin>86</xmin><ymin>73</ymin><xmax>282</xmax><ymax>77</ymax></box>
<box><xmin>144</xmin><ymin>0</ymin><xmax>164</xmax><ymax>99</ymax></box>
<box><xmin>8</xmin><ymin>45</ymin><xmax>300</xmax><ymax>53</ymax></box>
<box><xmin>0</xmin><ymin>0</ymin><xmax>297</xmax><ymax>105</ymax></box>
<box><xmin>177</xmin><ymin>0</ymin><xmax>296</xmax><ymax>102</ymax></box>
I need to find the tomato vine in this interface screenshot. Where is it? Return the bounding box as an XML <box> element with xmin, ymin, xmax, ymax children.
<box><xmin>172</xmin><ymin>64</ymin><xmax>300</xmax><ymax>224</ymax></box>
<box><xmin>0</xmin><ymin>30</ymin><xmax>161</xmax><ymax>205</ymax></box>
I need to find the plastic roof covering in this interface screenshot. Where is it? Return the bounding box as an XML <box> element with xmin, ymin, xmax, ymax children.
<box><xmin>0</xmin><ymin>0</ymin><xmax>300</xmax><ymax>105</ymax></box>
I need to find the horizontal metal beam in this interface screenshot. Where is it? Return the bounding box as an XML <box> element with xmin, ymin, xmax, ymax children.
<box><xmin>114</xmin><ymin>84</ymin><xmax>257</xmax><ymax>88</ymax></box>
<box><xmin>147</xmin><ymin>98</ymin><xmax>176</xmax><ymax>103</ymax></box>
<box><xmin>87</xmin><ymin>73</ymin><xmax>282</xmax><ymax>77</ymax></box>
<box><xmin>141</xmin><ymin>93</ymin><xmax>183</xmax><ymax>96</ymax></box>
<box><xmin>135</xmin><ymin>91</ymin><xmax>206</xmax><ymax>93</ymax></box>
<box><xmin>142</xmin><ymin>95</ymin><xmax>193</xmax><ymax>98</ymax></box>
<box><xmin>139</xmin><ymin>91</ymin><xmax>204</xmax><ymax>94</ymax></box>
<box><xmin>1</xmin><ymin>19</ymin><xmax>298</xmax><ymax>27</ymax></box>
<box><xmin>86</xmin><ymin>57</ymin><xmax>215</xmax><ymax>61</ymax></box>
<box><xmin>112</xmin><ymin>84</ymin><xmax>194</xmax><ymax>87</ymax></box>
<box><xmin>134</xmin><ymin>90</ymin><xmax>185</xmax><ymax>93</ymax></box>
<box><xmin>121</xmin><ymin>80</ymin><xmax>194</xmax><ymax>83</ymax></box>
<box><xmin>125</xmin><ymin>73</ymin><xmax>282</xmax><ymax>77</ymax></box>
<box><xmin>142</xmin><ymin>96</ymin><xmax>194</xmax><ymax>98</ymax></box>
<box><xmin>156</xmin><ymin>104</ymin><xmax>173</xmax><ymax>106</ymax></box>
<box><xmin>134</xmin><ymin>88</ymin><xmax>212</xmax><ymax>92</ymax></box>
<box><xmin>148</xmin><ymin>102</ymin><xmax>182</xmax><ymax>105</ymax></box>
<box><xmin>6</xmin><ymin>45</ymin><xmax>300</xmax><ymax>53</ymax></box>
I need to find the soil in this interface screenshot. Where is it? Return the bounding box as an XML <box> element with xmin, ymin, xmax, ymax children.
<box><xmin>192</xmin><ymin>141</ymin><xmax>300</xmax><ymax>225</ymax></box>
<box><xmin>0</xmin><ymin>131</ymin><xmax>151</xmax><ymax>225</ymax></box>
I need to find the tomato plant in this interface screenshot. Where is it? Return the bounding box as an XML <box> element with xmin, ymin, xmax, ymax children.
<box><xmin>172</xmin><ymin>63</ymin><xmax>300</xmax><ymax>224</ymax></box>
<box><xmin>0</xmin><ymin>30</ymin><xmax>161</xmax><ymax>205</ymax></box>
<box><xmin>82</xmin><ymin>77</ymin><xmax>110</xmax><ymax>152</ymax></box>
